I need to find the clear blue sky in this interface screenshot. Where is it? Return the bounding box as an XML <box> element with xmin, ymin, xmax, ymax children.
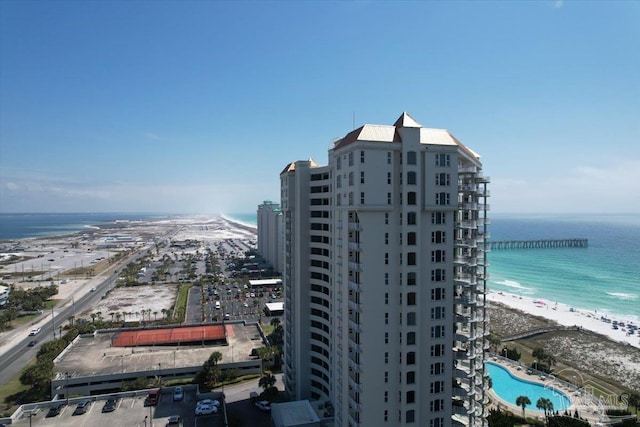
<box><xmin>1</xmin><ymin>1</ymin><xmax>638</xmax><ymax>214</ymax></box>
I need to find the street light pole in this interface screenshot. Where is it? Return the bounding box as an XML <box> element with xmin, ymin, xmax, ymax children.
<box><xmin>65</xmin><ymin>372</ymin><xmax>69</xmax><ymax>405</ymax></box>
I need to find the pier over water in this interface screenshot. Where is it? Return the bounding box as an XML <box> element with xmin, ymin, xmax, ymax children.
<box><xmin>489</xmin><ymin>238</ymin><xmax>588</xmax><ymax>250</ymax></box>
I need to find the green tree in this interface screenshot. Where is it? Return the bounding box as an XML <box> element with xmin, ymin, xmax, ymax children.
<box><xmin>536</xmin><ymin>397</ymin><xmax>553</xmax><ymax>418</ymax></box>
<box><xmin>516</xmin><ymin>395</ymin><xmax>531</xmax><ymax>418</ymax></box>
<box><xmin>258</xmin><ymin>370</ymin><xmax>276</xmax><ymax>391</ymax></box>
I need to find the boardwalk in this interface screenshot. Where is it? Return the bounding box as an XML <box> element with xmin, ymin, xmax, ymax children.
<box><xmin>489</xmin><ymin>238</ymin><xmax>588</xmax><ymax>250</ymax></box>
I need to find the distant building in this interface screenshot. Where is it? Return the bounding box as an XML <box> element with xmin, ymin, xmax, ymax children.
<box><xmin>257</xmin><ymin>201</ymin><xmax>283</xmax><ymax>273</ymax></box>
<box><xmin>280</xmin><ymin>113</ymin><xmax>490</xmax><ymax>426</ymax></box>
<box><xmin>0</xmin><ymin>284</ymin><xmax>9</xmax><ymax>306</ymax></box>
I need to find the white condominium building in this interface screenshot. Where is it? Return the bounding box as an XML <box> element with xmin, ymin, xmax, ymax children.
<box><xmin>280</xmin><ymin>113</ymin><xmax>489</xmax><ymax>427</ymax></box>
<box><xmin>257</xmin><ymin>200</ymin><xmax>284</xmax><ymax>273</ymax></box>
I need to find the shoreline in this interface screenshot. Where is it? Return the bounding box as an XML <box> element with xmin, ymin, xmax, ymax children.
<box><xmin>487</xmin><ymin>290</ymin><xmax>640</xmax><ymax>349</ymax></box>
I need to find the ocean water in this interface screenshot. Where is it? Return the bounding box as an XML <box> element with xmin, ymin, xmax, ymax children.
<box><xmin>0</xmin><ymin>213</ymin><xmax>170</xmax><ymax>240</ymax></box>
<box><xmin>488</xmin><ymin>213</ymin><xmax>640</xmax><ymax>321</ymax></box>
<box><xmin>225</xmin><ymin>213</ymin><xmax>257</xmax><ymax>228</ymax></box>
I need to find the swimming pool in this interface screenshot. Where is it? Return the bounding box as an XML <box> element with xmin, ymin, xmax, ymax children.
<box><xmin>485</xmin><ymin>362</ymin><xmax>571</xmax><ymax>412</ymax></box>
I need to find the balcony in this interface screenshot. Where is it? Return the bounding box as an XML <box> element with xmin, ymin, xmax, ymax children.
<box><xmin>348</xmin><ymin>280</ymin><xmax>362</xmax><ymax>293</ymax></box>
<box><xmin>348</xmin><ymin>222</ymin><xmax>361</xmax><ymax>231</ymax></box>
<box><xmin>348</xmin><ymin>318</ymin><xmax>362</xmax><ymax>334</ymax></box>
<box><xmin>348</xmin><ymin>262</ymin><xmax>362</xmax><ymax>272</ymax></box>
<box><xmin>456</xmin><ymin>239</ymin><xmax>478</xmax><ymax>248</ymax></box>
<box><xmin>348</xmin><ymin>299</ymin><xmax>362</xmax><ymax>312</ymax></box>
<box><xmin>348</xmin><ymin>241</ymin><xmax>361</xmax><ymax>251</ymax></box>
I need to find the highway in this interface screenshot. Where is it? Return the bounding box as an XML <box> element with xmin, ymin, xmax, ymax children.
<box><xmin>0</xmin><ymin>253</ymin><xmax>144</xmax><ymax>387</ymax></box>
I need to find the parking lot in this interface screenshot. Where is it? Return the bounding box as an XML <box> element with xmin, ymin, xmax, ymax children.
<box><xmin>18</xmin><ymin>387</ymin><xmax>226</xmax><ymax>427</ymax></box>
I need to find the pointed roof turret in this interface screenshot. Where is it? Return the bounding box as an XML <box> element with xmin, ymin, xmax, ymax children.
<box><xmin>393</xmin><ymin>112</ymin><xmax>422</xmax><ymax>128</ymax></box>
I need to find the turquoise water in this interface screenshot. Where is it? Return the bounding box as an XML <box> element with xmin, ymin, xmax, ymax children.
<box><xmin>488</xmin><ymin>214</ymin><xmax>640</xmax><ymax>321</ymax></box>
<box><xmin>486</xmin><ymin>362</ymin><xmax>571</xmax><ymax>412</ymax></box>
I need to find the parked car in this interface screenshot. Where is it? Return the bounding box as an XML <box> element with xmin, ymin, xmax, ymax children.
<box><xmin>102</xmin><ymin>397</ymin><xmax>118</xmax><ymax>412</ymax></box>
<box><xmin>167</xmin><ymin>415</ymin><xmax>182</xmax><ymax>426</ymax></box>
<box><xmin>195</xmin><ymin>404</ymin><xmax>218</xmax><ymax>415</ymax></box>
<box><xmin>255</xmin><ymin>400</ymin><xmax>271</xmax><ymax>412</ymax></box>
<box><xmin>197</xmin><ymin>399</ymin><xmax>220</xmax><ymax>408</ymax></box>
<box><xmin>73</xmin><ymin>400</ymin><xmax>91</xmax><ymax>415</ymax></box>
<box><xmin>46</xmin><ymin>403</ymin><xmax>65</xmax><ymax>417</ymax></box>
<box><xmin>173</xmin><ymin>386</ymin><xmax>184</xmax><ymax>401</ymax></box>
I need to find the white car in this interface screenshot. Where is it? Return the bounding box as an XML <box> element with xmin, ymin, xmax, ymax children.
<box><xmin>29</xmin><ymin>328</ymin><xmax>41</xmax><ymax>336</ymax></box>
<box><xmin>173</xmin><ymin>386</ymin><xmax>184</xmax><ymax>401</ymax></box>
<box><xmin>197</xmin><ymin>399</ymin><xmax>220</xmax><ymax>407</ymax></box>
<box><xmin>255</xmin><ymin>400</ymin><xmax>271</xmax><ymax>412</ymax></box>
<box><xmin>195</xmin><ymin>404</ymin><xmax>218</xmax><ymax>415</ymax></box>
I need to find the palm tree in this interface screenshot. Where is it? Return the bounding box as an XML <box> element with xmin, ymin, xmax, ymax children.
<box><xmin>259</xmin><ymin>370</ymin><xmax>276</xmax><ymax>391</ymax></box>
<box><xmin>536</xmin><ymin>397</ymin><xmax>553</xmax><ymax>417</ymax></box>
<box><xmin>90</xmin><ymin>313</ymin><xmax>97</xmax><ymax>324</ymax></box>
<box><xmin>270</xmin><ymin>317</ymin><xmax>281</xmax><ymax>328</ymax></box>
<box><xmin>153</xmin><ymin>311</ymin><xmax>158</xmax><ymax>321</ymax></box>
<box><xmin>516</xmin><ymin>395</ymin><xmax>531</xmax><ymax>418</ymax></box>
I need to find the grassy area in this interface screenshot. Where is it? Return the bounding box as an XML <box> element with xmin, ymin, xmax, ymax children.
<box><xmin>0</xmin><ymin>359</ymin><xmax>35</xmax><ymax>416</ymax></box>
<box><xmin>261</xmin><ymin>324</ymin><xmax>274</xmax><ymax>336</ymax></box>
<box><xmin>173</xmin><ymin>283</ymin><xmax>192</xmax><ymax>321</ymax></box>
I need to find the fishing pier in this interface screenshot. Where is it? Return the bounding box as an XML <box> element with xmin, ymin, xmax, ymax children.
<box><xmin>488</xmin><ymin>238</ymin><xmax>588</xmax><ymax>250</ymax></box>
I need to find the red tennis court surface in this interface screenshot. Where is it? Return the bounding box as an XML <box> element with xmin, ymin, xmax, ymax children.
<box><xmin>113</xmin><ymin>325</ymin><xmax>226</xmax><ymax>347</ymax></box>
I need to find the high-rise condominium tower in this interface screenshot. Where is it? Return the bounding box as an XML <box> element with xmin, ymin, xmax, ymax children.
<box><xmin>257</xmin><ymin>200</ymin><xmax>283</xmax><ymax>273</ymax></box>
<box><xmin>280</xmin><ymin>113</ymin><xmax>489</xmax><ymax>427</ymax></box>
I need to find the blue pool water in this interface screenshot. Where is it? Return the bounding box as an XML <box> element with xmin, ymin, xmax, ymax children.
<box><xmin>486</xmin><ymin>362</ymin><xmax>571</xmax><ymax>412</ymax></box>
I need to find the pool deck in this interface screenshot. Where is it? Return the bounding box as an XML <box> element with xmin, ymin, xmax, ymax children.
<box><xmin>487</xmin><ymin>355</ymin><xmax>608</xmax><ymax>425</ymax></box>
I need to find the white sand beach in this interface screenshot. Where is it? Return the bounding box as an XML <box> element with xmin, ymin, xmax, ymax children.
<box><xmin>487</xmin><ymin>291</ymin><xmax>640</xmax><ymax>350</ymax></box>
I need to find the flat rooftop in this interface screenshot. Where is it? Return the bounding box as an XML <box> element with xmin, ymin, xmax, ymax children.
<box><xmin>55</xmin><ymin>322</ymin><xmax>264</xmax><ymax>380</ymax></box>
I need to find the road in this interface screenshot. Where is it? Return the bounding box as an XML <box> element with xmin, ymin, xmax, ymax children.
<box><xmin>0</xmin><ymin>252</ymin><xmax>145</xmax><ymax>387</ymax></box>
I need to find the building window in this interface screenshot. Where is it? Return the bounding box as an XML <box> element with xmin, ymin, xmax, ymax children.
<box><xmin>431</xmin><ymin>231</ymin><xmax>445</xmax><ymax>243</ymax></box>
<box><xmin>385</xmin><ymin>272</ymin><xmax>389</xmax><ymax>285</ymax></box>
<box><xmin>430</xmin><ymin>380</ymin><xmax>444</xmax><ymax>394</ymax></box>
<box><xmin>384</xmin><ymin>391</ymin><xmax>388</xmax><ymax>403</ymax></box>
<box><xmin>431</xmin><ymin>344</ymin><xmax>445</xmax><ymax>357</ymax></box>
<box><xmin>435</xmin><ymin>192</ymin><xmax>450</xmax><ymax>205</ymax></box>
<box><xmin>384</xmin><ymin>410</ymin><xmax>388</xmax><ymax>421</ymax></box>
<box><xmin>387</xmin><ymin>192</ymin><xmax>392</xmax><ymax>205</ymax></box>
<box><xmin>431</xmin><ymin>325</ymin><xmax>445</xmax><ymax>338</ymax></box>
<box><xmin>337</xmin><ymin>175</ymin><xmax>341</xmax><ymax>188</ymax></box>
<box><xmin>407</xmin><ymin>331</ymin><xmax>416</xmax><ymax>345</ymax></box>
<box><xmin>431</xmin><ymin>250</ymin><xmax>445</xmax><ymax>263</ymax></box>
<box><xmin>385</xmin><ymin>332</ymin><xmax>389</xmax><ymax>343</ymax></box>
<box><xmin>407</xmin><ymin>252</ymin><xmax>416</xmax><ymax>265</ymax></box>
<box><xmin>407</xmin><ymin>292</ymin><xmax>416</xmax><ymax>306</ymax></box>
<box><xmin>349</xmin><ymin>152</ymin><xmax>354</xmax><ymax>166</ymax></box>
<box><xmin>407</xmin><ymin>171</ymin><xmax>416</xmax><ymax>185</ymax></box>
<box><xmin>430</xmin><ymin>418</ymin><xmax>444</xmax><ymax>427</ymax></box>
<box><xmin>407</xmin><ymin>151</ymin><xmax>417</xmax><ymax>165</ymax></box>
<box><xmin>435</xmin><ymin>153</ymin><xmax>450</xmax><ymax>167</ymax></box>
<box><xmin>385</xmin><ymin>233</ymin><xmax>389</xmax><ymax>245</ymax></box>
<box><xmin>385</xmin><ymin>293</ymin><xmax>389</xmax><ymax>305</ymax></box>
<box><xmin>407</xmin><ymin>352</ymin><xmax>416</xmax><ymax>365</ymax></box>
<box><xmin>336</xmin><ymin>194</ymin><xmax>341</xmax><ymax>206</ymax></box>
<box><xmin>430</xmin><ymin>362</ymin><xmax>445</xmax><ymax>375</ymax></box>
<box><xmin>431</xmin><ymin>212</ymin><xmax>446</xmax><ymax>224</ymax></box>
<box><xmin>431</xmin><ymin>288</ymin><xmax>445</xmax><ymax>300</ymax></box>
<box><xmin>407</xmin><ymin>312</ymin><xmax>416</xmax><ymax>326</ymax></box>
<box><xmin>431</xmin><ymin>306</ymin><xmax>445</xmax><ymax>319</ymax></box>
<box><xmin>407</xmin><ymin>391</ymin><xmax>415</xmax><ymax>404</ymax></box>
<box><xmin>407</xmin><ymin>192</ymin><xmax>416</xmax><ymax>205</ymax></box>
<box><xmin>385</xmin><ymin>371</ymin><xmax>388</xmax><ymax>383</ymax></box>
<box><xmin>360</xmin><ymin>192</ymin><xmax>365</xmax><ymax>204</ymax></box>
<box><xmin>387</xmin><ymin>172</ymin><xmax>391</xmax><ymax>184</ymax></box>
<box><xmin>430</xmin><ymin>399</ymin><xmax>444</xmax><ymax>412</ymax></box>
<box><xmin>431</xmin><ymin>269</ymin><xmax>446</xmax><ymax>282</ymax></box>
<box><xmin>385</xmin><ymin>213</ymin><xmax>389</xmax><ymax>224</ymax></box>
<box><xmin>407</xmin><ymin>272</ymin><xmax>416</xmax><ymax>286</ymax></box>
<box><xmin>407</xmin><ymin>232</ymin><xmax>416</xmax><ymax>245</ymax></box>
<box><xmin>360</xmin><ymin>171</ymin><xmax>365</xmax><ymax>184</ymax></box>
<box><xmin>349</xmin><ymin>192</ymin><xmax>353</xmax><ymax>205</ymax></box>
<box><xmin>349</xmin><ymin>172</ymin><xmax>354</xmax><ymax>186</ymax></box>
<box><xmin>337</xmin><ymin>156</ymin><xmax>341</xmax><ymax>170</ymax></box>
<box><xmin>385</xmin><ymin>312</ymin><xmax>389</xmax><ymax>324</ymax></box>
<box><xmin>360</xmin><ymin>150</ymin><xmax>365</xmax><ymax>164</ymax></box>
<box><xmin>436</xmin><ymin>173</ymin><xmax>450</xmax><ymax>186</ymax></box>
<box><xmin>407</xmin><ymin>371</ymin><xmax>416</xmax><ymax>384</ymax></box>
<box><xmin>387</xmin><ymin>152</ymin><xmax>392</xmax><ymax>164</ymax></box>
<box><xmin>385</xmin><ymin>253</ymin><xmax>389</xmax><ymax>265</ymax></box>
<box><xmin>407</xmin><ymin>212</ymin><xmax>416</xmax><ymax>225</ymax></box>
<box><xmin>385</xmin><ymin>352</ymin><xmax>389</xmax><ymax>363</ymax></box>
